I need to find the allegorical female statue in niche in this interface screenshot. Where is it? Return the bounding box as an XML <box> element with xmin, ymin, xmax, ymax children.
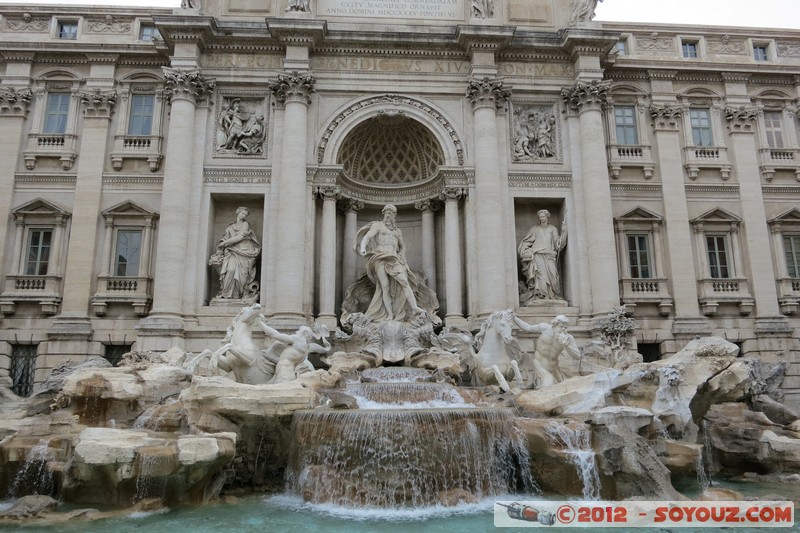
<box><xmin>518</xmin><ymin>209</ymin><xmax>567</xmax><ymax>302</ymax></box>
<box><xmin>209</xmin><ymin>207</ymin><xmax>261</xmax><ymax>301</ymax></box>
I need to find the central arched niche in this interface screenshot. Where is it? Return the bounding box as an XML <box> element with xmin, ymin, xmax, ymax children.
<box><xmin>337</xmin><ymin>113</ymin><xmax>445</xmax><ymax>187</ymax></box>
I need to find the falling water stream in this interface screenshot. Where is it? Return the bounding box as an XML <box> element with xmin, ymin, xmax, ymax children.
<box><xmin>6</xmin><ymin>439</ymin><xmax>55</xmax><ymax>498</ymax></box>
<box><xmin>544</xmin><ymin>422</ymin><xmax>601</xmax><ymax>500</ymax></box>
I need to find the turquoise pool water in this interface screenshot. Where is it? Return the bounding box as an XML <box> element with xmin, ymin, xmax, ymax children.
<box><xmin>2</xmin><ymin>480</ymin><xmax>798</xmax><ymax>532</ymax></box>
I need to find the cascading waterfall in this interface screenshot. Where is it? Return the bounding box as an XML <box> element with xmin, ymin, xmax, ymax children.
<box><xmin>287</xmin><ymin>408</ymin><xmax>536</xmax><ymax>508</ymax></box>
<box><xmin>544</xmin><ymin>422</ymin><xmax>601</xmax><ymax>500</ymax></box>
<box><xmin>287</xmin><ymin>367</ymin><xmax>536</xmax><ymax>508</ymax></box>
<box><xmin>7</xmin><ymin>439</ymin><xmax>54</xmax><ymax>498</ymax></box>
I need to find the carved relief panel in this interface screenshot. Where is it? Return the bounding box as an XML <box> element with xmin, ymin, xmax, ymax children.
<box><xmin>214</xmin><ymin>94</ymin><xmax>269</xmax><ymax>158</ymax></box>
<box><xmin>510</xmin><ymin>102</ymin><xmax>561</xmax><ymax>164</ymax></box>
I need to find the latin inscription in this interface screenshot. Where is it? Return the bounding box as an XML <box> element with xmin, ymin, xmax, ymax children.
<box><xmin>317</xmin><ymin>0</ymin><xmax>463</xmax><ymax>20</ymax></box>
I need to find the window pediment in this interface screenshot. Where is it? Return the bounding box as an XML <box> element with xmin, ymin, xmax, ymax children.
<box><xmin>12</xmin><ymin>198</ymin><xmax>70</xmax><ymax>219</ymax></box>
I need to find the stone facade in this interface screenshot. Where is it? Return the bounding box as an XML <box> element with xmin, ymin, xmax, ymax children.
<box><xmin>0</xmin><ymin>1</ymin><xmax>798</xmax><ymax>409</ymax></box>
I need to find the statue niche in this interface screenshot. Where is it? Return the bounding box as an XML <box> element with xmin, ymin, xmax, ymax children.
<box><xmin>518</xmin><ymin>207</ymin><xmax>567</xmax><ymax>305</ymax></box>
<box><xmin>209</xmin><ymin>206</ymin><xmax>261</xmax><ymax>303</ymax></box>
<box><xmin>341</xmin><ymin>204</ymin><xmax>439</xmax><ymax>325</ymax></box>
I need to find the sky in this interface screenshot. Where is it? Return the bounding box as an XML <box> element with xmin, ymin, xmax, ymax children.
<box><xmin>1</xmin><ymin>0</ymin><xmax>799</xmax><ymax>30</ymax></box>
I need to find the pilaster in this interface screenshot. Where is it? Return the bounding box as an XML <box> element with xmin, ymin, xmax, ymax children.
<box><xmin>0</xmin><ymin>86</ymin><xmax>32</xmax><ymax>303</ymax></box>
<box><xmin>649</xmin><ymin>103</ymin><xmax>705</xmax><ymax>324</ymax></box>
<box><xmin>724</xmin><ymin>104</ymin><xmax>784</xmax><ymax>320</ymax></box>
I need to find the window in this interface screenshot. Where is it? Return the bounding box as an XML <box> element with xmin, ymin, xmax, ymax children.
<box><xmin>58</xmin><ymin>21</ymin><xmax>78</xmax><ymax>40</ymax></box>
<box><xmin>763</xmin><ymin>111</ymin><xmax>784</xmax><ymax>149</ymax></box>
<box><xmin>43</xmin><ymin>93</ymin><xmax>70</xmax><ymax>134</ymax></box>
<box><xmin>114</xmin><ymin>229</ymin><xmax>142</xmax><ymax>277</ymax></box>
<box><xmin>25</xmin><ymin>229</ymin><xmax>53</xmax><ymax>276</ymax></box>
<box><xmin>10</xmin><ymin>344</ymin><xmax>39</xmax><ymax>398</ymax></box>
<box><xmin>682</xmin><ymin>40</ymin><xmax>698</xmax><ymax>58</ymax></box>
<box><xmin>785</xmin><ymin>235</ymin><xmax>800</xmax><ymax>278</ymax></box>
<box><xmin>614</xmin><ymin>106</ymin><xmax>639</xmax><ymax>145</ymax></box>
<box><xmin>706</xmin><ymin>235</ymin><xmax>730</xmax><ymax>279</ymax></box>
<box><xmin>127</xmin><ymin>95</ymin><xmax>155</xmax><ymax>136</ymax></box>
<box><xmin>614</xmin><ymin>40</ymin><xmax>628</xmax><ymax>55</ymax></box>
<box><xmin>753</xmin><ymin>45</ymin><xmax>768</xmax><ymax>61</ymax></box>
<box><xmin>627</xmin><ymin>234</ymin><xmax>651</xmax><ymax>278</ymax></box>
<box><xmin>139</xmin><ymin>25</ymin><xmax>160</xmax><ymax>41</ymax></box>
<box><xmin>689</xmin><ymin>108</ymin><xmax>714</xmax><ymax>147</ymax></box>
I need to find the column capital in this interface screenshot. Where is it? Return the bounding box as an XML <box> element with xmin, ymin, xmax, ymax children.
<box><xmin>649</xmin><ymin>104</ymin><xmax>683</xmax><ymax>131</ymax></box>
<box><xmin>561</xmin><ymin>80</ymin><xmax>609</xmax><ymax>113</ymax></box>
<box><xmin>162</xmin><ymin>67</ymin><xmax>215</xmax><ymax>105</ymax></box>
<box><xmin>0</xmin><ymin>86</ymin><xmax>32</xmax><ymax>117</ymax></box>
<box><xmin>315</xmin><ymin>185</ymin><xmax>341</xmax><ymax>200</ymax></box>
<box><xmin>80</xmin><ymin>89</ymin><xmax>117</xmax><ymax>118</ymax></box>
<box><xmin>271</xmin><ymin>71</ymin><xmax>316</xmax><ymax>107</ymax></box>
<box><xmin>415</xmin><ymin>199</ymin><xmax>440</xmax><ymax>213</ymax></box>
<box><xmin>439</xmin><ymin>187</ymin><xmax>467</xmax><ymax>201</ymax></box>
<box><xmin>725</xmin><ymin>105</ymin><xmax>759</xmax><ymax>133</ymax></box>
<box><xmin>340</xmin><ymin>198</ymin><xmax>364</xmax><ymax>213</ymax></box>
<box><xmin>465</xmin><ymin>77</ymin><xmax>511</xmax><ymax>111</ymax></box>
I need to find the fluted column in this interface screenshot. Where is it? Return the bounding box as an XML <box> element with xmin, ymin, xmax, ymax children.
<box><xmin>562</xmin><ymin>81</ymin><xmax>620</xmax><ymax>314</ymax></box>
<box><xmin>316</xmin><ymin>185</ymin><xmax>340</xmax><ymax>327</ymax></box>
<box><xmin>466</xmin><ymin>77</ymin><xmax>512</xmax><ymax>316</ymax></box>
<box><xmin>725</xmin><ymin>106</ymin><xmax>782</xmax><ymax>318</ymax></box>
<box><xmin>649</xmin><ymin>104</ymin><xmax>703</xmax><ymax>321</ymax></box>
<box><xmin>59</xmin><ymin>88</ymin><xmax>117</xmax><ymax>318</ymax></box>
<box><xmin>148</xmin><ymin>68</ymin><xmax>215</xmax><ymax>319</ymax></box>
<box><xmin>269</xmin><ymin>72</ymin><xmax>315</xmax><ymax>323</ymax></box>
<box><xmin>440</xmin><ymin>187</ymin><xmax>466</xmax><ymax>322</ymax></box>
<box><xmin>0</xmin><ymin>87</ymin><xmax>32</xmax><ymax>289</ymax></box>
<box><xmin>341</xmin><ymin>199</ymin><xmax>364</xmax><ymax>293</ymax></box>
<box><xmin>415</xmin><ymin>199</ymin><xmax>438</xmax><ymax>290</ymax></box>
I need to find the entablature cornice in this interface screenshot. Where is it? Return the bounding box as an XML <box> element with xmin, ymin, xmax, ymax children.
<box><xmin>561</xmin><ymin>29</ymin><xmax>620</xmax><ymax>61</ymax></box>
<box><xmin>152</xmin><ymin>15</ymin><xmax>219</xmax><ymax>49</ymax></box>
<box><xmin>455</xmin><ymin>25</ymin><xmax>516</xmax><ymax>54</ymax></box>
<box><xmin>265</xmin><ymin>18</ymin><xmax>327</xmax><ymax>49</ymax></box>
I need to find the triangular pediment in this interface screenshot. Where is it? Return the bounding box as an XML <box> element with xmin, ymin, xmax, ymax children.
<box><xmin>617</xmin><ymin>207</ymin><xmax>663</xmax><ymax>222</ymax></box>
<box><xmin>769</xmin><ymin>207</ymin><xmax>800</xmax><ymax>225</ymax></box>
<box><xmin>691</xmin><ymin>207</ymin><xmax>741</xmax><ymax>224</ymax></box>
<box><xmin>101</xmin><ymin>201</ymin><xmax>157</xmax><ymax>218</ymax></box>
<box><xmin>11</xmin><ymin>198</ymin><xmax>70</xmax><ymax>217</ymax></box>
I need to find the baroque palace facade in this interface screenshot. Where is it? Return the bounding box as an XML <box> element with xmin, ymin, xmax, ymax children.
<box><xmin>0</xmin><ymin>0</ymin><xmax>799</xmax><ymax>408</ymax></box>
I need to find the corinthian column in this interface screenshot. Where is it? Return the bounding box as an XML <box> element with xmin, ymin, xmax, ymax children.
<box><xmin>415</xmin><ymin>199</ymin><xmax>438</xmax><ymax>290</ymax></box>
<box><xmin>562</xmin><ymin>80</ymin><xmax>620</xmax><ymax>315</ymax></box>
<box><xmin>270</xmin><ymin>72</ymin><xmax>315</xmax><ymax>324</ymax></box>
<box><xmin>466</xmin><ymin>77</ymin><xmax>512</xmax><ymax>316</ymax></box>
<box><xmin>341</xmin><ymin>199</ymin><xmax>364</xmax><ymax>293</ymax></box>
<box><xmin>725</xmin><ymin>106</ymin><xmax>782</xmax><ymax>319</ymax></box>
<box><xmin>148</xmin><ymin>68</ymin><xmax>215</xmax><ymax>323</ymax></box>
<box><xmin>316</xmin><ymin>185</ymin><xmax>340</xmax><ymax>328</ymax></box>
<box><xmin>440</xmin><ymin>187</ymin><xmax>466</xmax><ymax>323</ymax></box>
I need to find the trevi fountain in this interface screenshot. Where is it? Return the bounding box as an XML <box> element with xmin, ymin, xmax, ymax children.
<box><xmin>1</xmin><ymin>203</ymin><xmax>799</xmax><ymax>531</ymax></box>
